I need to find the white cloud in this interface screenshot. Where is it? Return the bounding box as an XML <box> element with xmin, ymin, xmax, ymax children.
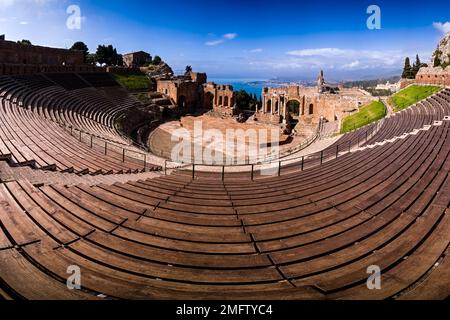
<box><xmin>223</xmin><ymin>33</ymin><xmax>238</xmax><ymax>40</ymax></box>
<box><xmin>285</xmin><ymin>47</ymin><xmax>406</xmax><ymax>69</ymax></box>
<box><xmin>433</xmin><ymin>22</ymin><xmax>450</xmax><ymax>34</ymax></box>
<box><xmin>246</xmin><ymin>46</ymin><xmax>424</xmax><ymax>75</ymax></box>
<box><xmin>342</xmin><ymin>60</ymin><xmax>360</xmax><ymax>70</ymax></box>
<box><xmin>205</xmin><ymin>33</ymin><xmax>238</xmax><ymax>46</ymax></box>
<box><xmin>19</xmin><ymin>21</ymin><xmax>29</xmax><ymax>25</ymax></box>
<box><xmin>205</xmin><ymin>39</ymin><xmax>225</xmax><ymax>46</ymax></box>
<box><xmin>250</xmin><ymin>48</ymin><xmax>263</xmax><ymax>53</ymax></box>
<box><xmin>287</xmin><ymin>48</ymin><xmax>348</xmax><ymax>57</ymax></box>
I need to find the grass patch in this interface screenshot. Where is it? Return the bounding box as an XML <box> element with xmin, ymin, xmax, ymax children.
<box><xmin>341</xmin><ymin>100</ymin><xmax>386</xmax><ymax>134</ymax></box>
<box><xmin>133</xmin><ymin>92</ymin><xmax>152</xmax><ymax>104</ymax></box>
<box><xmin>113</xmin><ymin>74</ymin><xmax>150</xmax><ymax>91</ymax></box>
<box><xmin>389</xmin><ymin>85</ymin><xmax>441</xmax><ymax>112</ymax></box>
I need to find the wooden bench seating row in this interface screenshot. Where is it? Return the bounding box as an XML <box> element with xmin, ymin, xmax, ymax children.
<box><xmin>1</xmin><ymin>121</ymin><xmax>448</xmax><ymax>299</ymax></box>
<box><xmin>0</xmin><ymin>89</ymin><xmax>448</xmax><ymax>300</ymax></box>
<box><xmin>0</xmin><ymin>98</ymin><xmax>160</xmax><ymax>174</ymax></box>
<box><xmin>0</xmin><ymin>74</ymin><xmax>137</xmax><ymax>146</ymax></box>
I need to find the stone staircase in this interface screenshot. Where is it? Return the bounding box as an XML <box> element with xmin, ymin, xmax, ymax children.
<box><xmin>0</xmin><ymin>161</ymin><xmax>163</xmax><ymax>187</ymax></box>
<box><xmin>356</xmin><ymin>119</ymin><xmax>447</xmax><ymax>152</ymax></box>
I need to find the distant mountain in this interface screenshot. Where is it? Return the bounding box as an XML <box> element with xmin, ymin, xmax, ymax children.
<box><xmin>342</xmin><ymin>76</ymin><xmax>401</xmax><ymax>89</ymax></box>
<box><xmin>271</xmin><ymin>70</ymin><xmax>403</xmax><ymax>87</ymax></box>
<box><xmin>243</xmin><ymin>75</ymin><xmax>402</xmax><ymax>90</ymax></box>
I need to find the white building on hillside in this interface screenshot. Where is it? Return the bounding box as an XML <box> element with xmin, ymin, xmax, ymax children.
<box><xmin>375</xmin><ymin>81</ymin><xmax>400</xmax><ymax>92</ymax></box>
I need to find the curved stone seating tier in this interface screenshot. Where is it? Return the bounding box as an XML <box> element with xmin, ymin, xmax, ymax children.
<box><xmin>304</xmin><ymin>90</ymin><xmax>450</xmax><ymax>164</ymax></box>
<box><xmin>0</xmin><ymin>74</ymin><xmax>138</xmax><ymax>146</ymax></box>
<box><xmin>78</xmin><ymin>73</ymin><xmax>121</xmax><ymax>88</ymax></box>
<box><xmin>0</xmin><ymin>98</ymin><xmax>160</xmax><ymax>174</ymax></box>
<box><xmin>0</xmin><ymin>87</ymin><xmax>449</xmax><ymax>299</ymax></box>
<box><xmin>44</xmin><ymin>73</ymin><xmax>90</xmax><ymax>91</ymax></box>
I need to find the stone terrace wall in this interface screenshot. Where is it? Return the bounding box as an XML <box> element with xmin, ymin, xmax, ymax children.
<box><xmin>106</xmin><ymin>66</ymin><xmax>142</xmax><ymax>75</ymax></box>
<box><xmin>0</xmin><ymin>39</ymin><xmax>105</xmax><ymax>76</ymax></box>
<box><xmin>399</xmin><ymin>67</ymin><xmax>450</xmax><ymax>89</ymax></box>
<box><xmin>415</xmin><ymin>67</ymin><xmax>450</xmax><ymax>87</ymax></box>
<box><xmin>0</xmin><ymin>63</ymin><xmax>105</xmax><ymax>76</ymax></box>
<box><xmin>399</xmin><ymin>79</ymin><xmax>416</xmax><ymax>89</ymax></box>
<box><xmin>0</xmin><ymin>39</ymin><xmax>83</xmax><ymax>65</ymax></box>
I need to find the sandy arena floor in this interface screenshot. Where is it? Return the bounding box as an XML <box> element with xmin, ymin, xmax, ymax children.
<box><xmin>149</xmin><ymin>115</ymin><xmax>304</xmax><ymax>164</ymax></box>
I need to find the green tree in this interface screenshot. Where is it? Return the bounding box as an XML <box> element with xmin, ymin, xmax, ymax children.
<box><xmin>235</xmin><ymin>90</ymin><xmax>259</xmax><ymax>110</ymax></box>
<box><xmin>185</xmin><ymin>65</ymin><xmax>193</xmax><ymax>75</ymax></box>
<box><xmin>116</xmin><ymin>54</ymin><xmax>123</xmax><ymax>67</ymax></box>
<box><xmin>70</xmin><ymin>41</ymin><xmax>89</xmax><ymax>63</ymax></box>
<box><xmin>95</xmin><ymin>45</ymin><xmax>122</xmax><ymax>66</ymax></box>
<box><xmin>152</xmin><ymin>55</ymin><xmax>162</xmax><ymax>65</ymax></box>
<box><xmin>17</xmin><ymin>39</ymin><xmax>32</xmax><ymax>45</ymax></box>
<box><xmin>442</xmin><ymin>55</ymin><xmax>450</xmax><ymax>69</ymax></box>
<box><xmin>401</xmin><ymin>57</ymin><xmax>413</xmax><ymax>79</ymax></box>
<box><xmin>412</xmin><ymin>54</ymin><xmax>421</xmax><ymax>78</ymax></box>
<box><xmin>86</xmin><ymin>53</ymin><xmax>97</xmax><ymax>65</ymax></box>
<box><xmin>433</xmin><ymin>49</ymin><xmax>442</xmax><ymax>68</ymax></box>
<box><xmin>287</xmin><ymin>100</ymin><xmax>300</xmax><ymax>116</ymax></box>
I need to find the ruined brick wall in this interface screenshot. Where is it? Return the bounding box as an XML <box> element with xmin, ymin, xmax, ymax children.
<box><xmin>254</xmin><ymin>112</ymin><xmax>281</xmax><ymax>124</ymax></box>
<box><xmin>189</xmin><ymin>72</ymin><xmax>207</xmax><ymax>84</ymax></box>
<box><xmin>0</xmin><ymin>63</ymin><xmax>104</xmax><ymax>76</ymax></box>
<box><xmin>202</xmin><ymin>83</ymin><xmax>236</xmax><ymax>117</ymax></box>
<box><xmin>399</xmin><ymin>67</ymin><xmax>450</xmax><ymax>89</ymax></box>
<box><xmin>415</xmin><ymin>67</ymin><xmax>450</xmax><ymax>86</ymax></box>
<box><xmin>0</xmin><ymin>39</ymin><xmax>97</xmax><ymax>75</ymax></box>
<box><xmin>177</xmin><ymin>82</ymin><xmax>201</xmax><ymax>113</ymax></box>
<box><xmin>107</xmin><ymin>66</ymin><xmax>142</xmax><ymax>75</ymax></box>
<box><xmin>215</xmin><ymin>85</ymin><xmax>235</xmax><ymax>108</ymax></box>
<box><xmin>123</xmin><ymin>51</ymin><xmax>151</xmax><ymax>68</ymax></box>
<box><xmin>157</xmin><ymin>79</ymin><xmax>201</xmax><ymax>113</ymax></box>
<box><xmin>261</xmin><ymin>86</ymin><xmax>375</xmax><ymax>125</ymax></box>
<box><xmin>0</xmin><ymin>39</ymin><xmax>83</xmax><ymax>65</ymax></box>
<box><xmin>399</xmin><ymin>79</ymin><xmax>416</xmax><ymax>89</ymax></box>
<box><xmin>156</xmin><ymin>79</ymin><xmax>237</xmax><ymax>116</ymax></box>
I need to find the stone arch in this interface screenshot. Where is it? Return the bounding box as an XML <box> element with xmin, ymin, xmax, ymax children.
<box><xmin>274</xmin><ymin>101</ymin><xmax>279</xmax><ymax>113</ymax></box>
<box><xmin>309</xmin><ymin>103</ymin><xmax>314</xmax><ymax>115</ymax></box>
<box><xmin>178</xmin><ymin>95</ymin><xmax>186</xmax><ymax>110</ymax></box>
<box><xmin>204</xmin><ymin>92</ymin><xmax>214</xmax><ymax>109</ymax></box>
<box><xmin>267</xmin><ymin>99</ymin><xmax>272</xmax><ymax>113</ymax></box>
<box><xmin>286</xmin><ymin>99</ymin><xmax>301</xmax><ymax>117</ymax></box>
<box><xmin>218</xmin><ymin>96</ymin><xmax>223</xmax><ymax>106</ymax></box>
<box><xmin>224</xmin><ymin>96</ymin><xmax>229</xmax><ymax>107</ymax></box>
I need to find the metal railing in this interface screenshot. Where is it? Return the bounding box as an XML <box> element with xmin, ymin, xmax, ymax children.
<box><xmin>58</xmin><ymin>122</ymin><xmax>161</xmax><ymax>172</ymax></box>
<box><xmin>164</xmin><ymin>118</ymin><xmax>385</xmax><ymax>181</ymax></box>
<box><xmin>58</xmin><ymin>109</ymin><xmax>384</xmax><ymax>180</ymax></box>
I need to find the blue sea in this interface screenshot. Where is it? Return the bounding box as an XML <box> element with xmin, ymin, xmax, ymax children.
<box><xmin>209</xmin><ymin>78</ymin><xmax>273</xmax><ymax>98</ymax></box>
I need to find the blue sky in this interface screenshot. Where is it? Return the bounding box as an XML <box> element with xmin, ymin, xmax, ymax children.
<box><xmin>1</xmin><ymin>0</ymin><xmax>449</xmax><ymax>81</ymax></box>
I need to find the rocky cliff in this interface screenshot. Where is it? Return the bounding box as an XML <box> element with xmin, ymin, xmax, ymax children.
<box><xmin>432</xmin><ymin>34</ymin><xmax>450</xmax><ymax>67</ymax></box>
<box><xmin>141</xmin><ymin>62</ymin><xmax>174</xmax><ymax>78</ymax></box>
